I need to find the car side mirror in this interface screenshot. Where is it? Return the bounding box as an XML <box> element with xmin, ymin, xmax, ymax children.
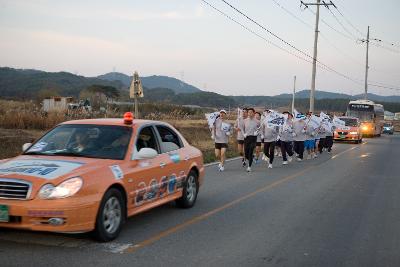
<box><xmin>134</xmin><ymin>148</ymin><xmax>158</xmax><ymax>160</ymax></box>
<box><xmin>22</xmin><ymin>143</ymin><xmax>32</xmax><ymax>152</ymax></box>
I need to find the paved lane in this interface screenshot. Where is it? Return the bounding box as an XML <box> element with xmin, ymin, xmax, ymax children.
<box><xmin>1</xmin><ymin>135</ymin><xmax>399</xmax><ymax>267</ymax></box>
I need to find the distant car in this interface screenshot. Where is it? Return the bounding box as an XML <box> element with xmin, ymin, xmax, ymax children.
<box><xmin>334</xmin><ymin>116</ymin><xmax>363</xmax><ymax>143</ymax></box>
<box><xmin>383</xmin><ymin>123</ymin><xmax>394</xmax><ymax>135</ymax></box>
<box><xmin>0</xmin><ymin>113</ymin><xmax>204</xmax><ymax>241</ymax></box>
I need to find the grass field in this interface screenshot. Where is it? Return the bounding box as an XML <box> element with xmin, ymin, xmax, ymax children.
<box><xmin>0</xmin><ymin>100</ymin><xmax>238</xmax><ymax>163</ymax></box>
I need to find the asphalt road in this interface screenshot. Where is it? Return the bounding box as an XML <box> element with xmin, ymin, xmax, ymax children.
<box><xmin>1</xmin><ymin>134</ymin><xmax>400</xmax><ymax>267</ymax></box>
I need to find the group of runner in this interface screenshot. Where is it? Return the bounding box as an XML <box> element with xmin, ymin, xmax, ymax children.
<box><xmin>211</xmin><ymin>107</ymin><xmax>335</xmax><ymax>172</ymax></box>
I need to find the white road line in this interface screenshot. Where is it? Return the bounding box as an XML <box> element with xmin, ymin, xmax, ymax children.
<box><xmin>204</xmin><ymin>157</ymin><xmax>241</xmax><ymax>167</ymax></box>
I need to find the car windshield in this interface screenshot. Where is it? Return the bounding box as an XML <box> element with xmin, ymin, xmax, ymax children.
<box><xmin>340</xmin><ymin>118</ymin><xmax>358</xmax><ymax>127</ymax></box>
<box><xmin>384</xmin><ymin>123</ymin><xmax>392</xmax><ymax>127</ymax></box>
<box><xmin>24</xmin><ymin>124</ymin><xmax>132</xmax><ymax>160</ymax></box>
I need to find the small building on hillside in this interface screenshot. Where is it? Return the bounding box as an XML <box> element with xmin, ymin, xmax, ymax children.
<box><xmin>42</xmin><ymin>97</ymin><xmax>73</xmax><ymax>112</ymax></box>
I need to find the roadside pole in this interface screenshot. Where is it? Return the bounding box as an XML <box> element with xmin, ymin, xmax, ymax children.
<box><xmin>364</xmin><ymin>26</ymin><xmax>370</xmax><ymax>100</ymax></box>
<box><xmin>292</xmin><ymin>75</ymin><xmax>296</xmax><ymax>114</ymax></box>
<box><xmin>129</xmin><ymin>71</ymin><xmax>144</xmax><ymax>119</ymax></box>
<box><xmin>301</xmin><ymin>0</ymin><xmax>335</xmax><ymax>112</ymax></box>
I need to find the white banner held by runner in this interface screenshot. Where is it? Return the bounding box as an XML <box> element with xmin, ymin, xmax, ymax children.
<box><xmin>294</xmin><ymin>109</ymin><xmax>305</xmax><ymax>121</ymax></box>
<box><xmin>221</xmin><ymin>122</ymin><xmax>231</xmax><ymax>133</ymax></box>
<box><xmin>205</xmin><ymin>112</ymin><xmax>220</xmax><ymax>129</ymax></box>
<box><xmin>333</xmin><ymin>116</ymin><xmax>346</xmax><ymax>128</ymax></box>
<box><xmin>266</xmin><ymin>113</ymin><xmax>286</xmax><ymax>128</ymax></box>
<box><xmin>308</xmin><ymin>115</ymin><xmax>321</xmax><ymax>130</ymax></box>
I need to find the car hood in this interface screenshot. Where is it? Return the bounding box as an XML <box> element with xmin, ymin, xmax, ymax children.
<box><xmin>0</xmin><ymin>155</ymin><xmax>116</xmax><ymax>183</ymax></box>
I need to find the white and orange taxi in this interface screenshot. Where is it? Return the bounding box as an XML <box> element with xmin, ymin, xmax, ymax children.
<box><xmin>334</xmin><ymin>116</ymin><xmax>363</xmax><ymax>143</ymax></box>
<box><xmin>0</xmin><ymin>113</ymin><xmax>204</xmax><ymax>241</ymax></box>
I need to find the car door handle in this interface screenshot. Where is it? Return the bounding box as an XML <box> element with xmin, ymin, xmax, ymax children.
<box><xmin>184</xmin><ymin>156</ymin><xmax>190</xmax><ymax>161</ymax></box>
<box><xmin>160</xmin><ymin>162</ymin><xmax>166</xmax><ymax>168</ymax></box>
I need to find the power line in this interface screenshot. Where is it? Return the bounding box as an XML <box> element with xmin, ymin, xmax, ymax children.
<box><xmin>305</xmin><ymin>6</ymin><xmax>355</xmax><ymax>41</ymax></box>
<box><xmin>219</xmin><ymin>0</ymin><xmax>364</xmax><ymax>85</ymax></box>
<box><xmin>326</xmin><ymin>7</ymin><xmax>359</xmax><ymax>40</ymax></box>
<box><xmin>270</xmin><ymin>0</ymin><xmax>313</xmax><ymax>29</ymax></box>
<box><xmin>220</xmin><ymin>0</ymin><xmax>316</xmax><ymax>63</ymax></box>
<box><xmin>332</xmin><ymin>5</ymin><xmax>364</xmax><ymax>37</ymax></box>
<box><xmin>200</xmin><ymin>0</ymin><xmax>400</xmax><ymax>92</ymax></box>
<box><xmin>199</xmin><ymin>0</ymin><xmax>314</xmax><ymax>64</ymax></box>
<box><xmin>270</xmin><ymin>0</ymin><xmax>363</xmax><ymax>66</ymax></box>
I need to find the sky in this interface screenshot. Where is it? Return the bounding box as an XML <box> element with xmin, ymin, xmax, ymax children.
<box><xmin>0</xmin><ymin>0</ymin><xmax>399</xmax><ymax>96</ymax></box>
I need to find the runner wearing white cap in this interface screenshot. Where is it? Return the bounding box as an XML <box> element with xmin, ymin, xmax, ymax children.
<box><xmin>212</xmin><ymin>109</ymin><xmax>231</xmax><ymax>171</ymax></box>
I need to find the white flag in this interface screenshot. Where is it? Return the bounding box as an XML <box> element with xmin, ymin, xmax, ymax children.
<box><xmin>307</xmin><ymin>115</ymin><xmax>321</xmax><ymax>130</ymax></box>
<box><xmin>221</xmin><ymin>122</ymin><xmax>231</xmax><ymax>133</ymax></box>
<box><xmin>333</xmin><ymin>116</ymin><xmax>346</xmax><ymax>127</ymax></box>
<box><xmin>294</xmin><ymin>109</ymin><xmax>305</xmax><ymax>121</ymax></box>
<box><xmin>205</xmin><ymin>112</ymin><xmax>220</xmax><ymax>129</ymax></box>
<box><xmin>265</xmin><ymin>113</ymin><xmax>286</xmax><ymax>128</ymax></box>
<box><xmin>320</xmin><ymin>111</ymin><xmax>330</xmax><ymax>122</ymax></box>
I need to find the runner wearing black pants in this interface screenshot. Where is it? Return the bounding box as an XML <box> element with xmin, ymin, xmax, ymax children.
<box><xmin>293</xmin><ymin>116</ymin><xmax>307</xmax><ymax>161</ymax></box>
<box><xmin>261</xmin><ymin>116</ymin><xmax>278</xmax><ymax>169</ymax></box>
<box><xmin>325</xmin><ymin>119</ymin><xmax>334</xmax><ymax>153</ymax></box>
<box><xmin>317</xmin><ymin>125</ymin><xmax>326</xmax><ymax>154</ymax></box>
<box><xmin>241</xmin><ymin>108</ymin><xmax>259</xmax><ymax>172</ymax></box>
<box><xmin>234</xmin><ymin>108</ymin><xmax>248</xmax><ymax>167</ymax></box>
<box><xmin>280</xmin><ymin>112</ymin><xmax>294</xmax><ymax>165</ymax></box>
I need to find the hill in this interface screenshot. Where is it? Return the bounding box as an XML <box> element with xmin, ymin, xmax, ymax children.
<box><xmin>0</xmin><ymin>67</ymin><xmax>124</xmax><ymax>99</ymax></box>
<box><xmin>97</xmin><ymin>72</ymin><xmax>202</xmax><ymax>94</ymax></box>
<box><xmin>0</xmin><ymin>67</ymin><xmax>399</xmax><ymax>112</ymax></box>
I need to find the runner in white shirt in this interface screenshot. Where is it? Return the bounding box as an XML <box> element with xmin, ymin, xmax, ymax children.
<box><xmin>234</xmin><ymin>108</ymin><xmax>248</xmax><ymax>167</ymax></box>
<box><xmin>212</xmin><ymin>110</ymin><xmax>231</xmax><ymax>171</ymax></box>
<box><xmin>254</xmin><ymin>112</ymin><xmax>262</xmax><ymax>164</ymax></box>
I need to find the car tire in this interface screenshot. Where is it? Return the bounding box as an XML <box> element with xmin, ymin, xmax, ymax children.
<box><xmin>176</xmin><ymin>170</ymin><xmax>198</xmax><ymax>209</ymax></box>
<box><xmin>93</xmin><ymin>188</ymin><xmax>125</xmax><ymax>242</ymax></box>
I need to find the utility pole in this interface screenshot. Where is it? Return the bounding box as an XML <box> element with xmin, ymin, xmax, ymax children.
<box><xmin>359</xmin><ymin>27</ymin><xmax>381</xmax><ymax>100</ymax></box>
<box><xmin>292</xmin><ymin>75</ymin><xmax>296</xmax><ymax>114</ymax></box>
<box><xmin>301</xmin><ymin>0</ymin><xmax>335</xmax><ymax>112</ymax></box>
<box><xmin>363</xmin><ymin>26</ymin><xmax>370</xmax><ymax>100</ymax></box>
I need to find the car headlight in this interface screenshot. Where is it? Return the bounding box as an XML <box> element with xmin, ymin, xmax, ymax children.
<box><xmin>38</xmin><ymin>177</ymin><xmax>83</xmax><ymax>199</ymax></box>
<box><xmin>349</xmin><ymin>132</ymin><xmax>358</xmax><ymax>135</ymax></box>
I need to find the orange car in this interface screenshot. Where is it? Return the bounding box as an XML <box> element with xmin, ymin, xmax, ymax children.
<box><xmin>334</xmin><ymin>116</ymin><xmax>363</xmax><ymax>143</ymax></box>
<box><xmin>0</xmin><ymin>113</ymin><xmax>204</xmax><ymax>241</ymax></box>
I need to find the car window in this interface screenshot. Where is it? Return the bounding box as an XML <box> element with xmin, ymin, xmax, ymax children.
<box><xmin>156</xmin><ymin>125</ymin><xmax>183</xmax><ymax>153</ymax></box>
<box><xmin>136</xmin><ymin>126</ymin><xmax>160</xmax><ymax>153</ymax></box>
<box><xmin>24</xmin><ymin>125</ymin><xmax>132</xmax><ymax>160</ymax></box>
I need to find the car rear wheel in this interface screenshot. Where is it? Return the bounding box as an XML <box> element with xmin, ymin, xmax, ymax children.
<box><xmin>93</xmin><ymin>188</ymin><xmax>125</xmax><ymax>242</ymax></box>
<box><xmin>176</xmin><ymin>170</ymin><xmax>198</xmax><ymax>209</ymax></box>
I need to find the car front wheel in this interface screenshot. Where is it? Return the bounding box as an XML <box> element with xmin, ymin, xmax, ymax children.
<box><xmin>93</xmin><ymin>188</ymin><xmax>125</xmax><ymax>242</ymax></box>
<box><xmin>176</xmin><ymin>170</ymin><xmax>198</xmax><ymax>209</ymax></box>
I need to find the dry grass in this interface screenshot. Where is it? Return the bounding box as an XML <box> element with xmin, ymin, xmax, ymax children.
<box><xmin>0</xmin><ymin>100</ymin><xmax>239</xmax><ymax>163</ymax></box>
<box><xmin>0</xmin><ymin>129</ymin><xmax>44</xmax><ymax>159</ymax></box>
<box><xmin>169</xmin><ymin>119</ymin><xmax>239</xmax><ymax>163</ymax></box>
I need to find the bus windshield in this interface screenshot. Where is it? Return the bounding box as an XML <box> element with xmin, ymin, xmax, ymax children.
<box><xmin>347</xmin><ymin>104</ymin><xmax>375</xmax><ymax>122</ymax></box>
<box><xmin>346</xmin><ymin>110</ymin><xmax>374</xmax><ymax>122</ymax></box>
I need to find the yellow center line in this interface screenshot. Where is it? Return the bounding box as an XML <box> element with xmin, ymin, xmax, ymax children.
<box><xmin>123</xmin><ymin>145</ymin><xmax>360</xmax><ymax>254</ymax></box>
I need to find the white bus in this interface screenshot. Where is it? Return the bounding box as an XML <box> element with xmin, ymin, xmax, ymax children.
<box><xmin>346</xmin><ymin>99</ymin><xmax>384</xmax><ymax>137</ymax></box>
